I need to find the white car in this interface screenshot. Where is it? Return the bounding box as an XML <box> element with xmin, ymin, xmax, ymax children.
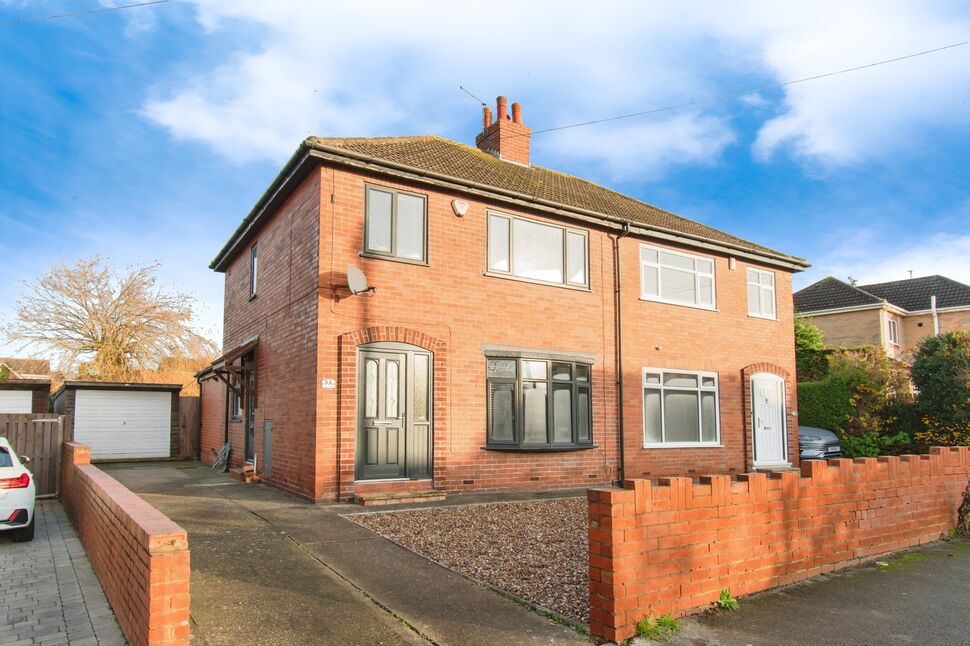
<box><xmin>0</xmin><ymin>437</ymin><xmax>35</xmax><ymax>542</ymax></box>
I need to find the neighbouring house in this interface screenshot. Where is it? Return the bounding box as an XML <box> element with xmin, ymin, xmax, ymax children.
<box><xmin>794</xmin><ymin>275</ymin><xmax>970</xmax><ymax>361</ymax></box>
<box><xmin>53</xmin><ymin>381</ymin><xmax>182</xmax><ymax>460</ymax></box>
<box><xmin>0</xmin><ymin>358</ymin><xmax>52</xmax><ymax>413</ymax></box>
<box><xmin>198</xmin><ymin>96</ymin><xmax>809</xmax><ymax>502</ymax></box>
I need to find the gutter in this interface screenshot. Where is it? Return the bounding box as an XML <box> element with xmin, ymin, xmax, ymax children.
<box><xmin>210</xmin><ymin>139</ymin><xmax>811</xmax><ymax>272</ymax></box>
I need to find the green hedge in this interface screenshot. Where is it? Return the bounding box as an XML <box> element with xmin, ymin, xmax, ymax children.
<box><xmin>796</xmin><ymin>375</ymin><xmax>861</xmax><ymax>432</ymax></box>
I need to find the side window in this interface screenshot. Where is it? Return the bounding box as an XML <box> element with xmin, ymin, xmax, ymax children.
<box><xmin>486</xmin><ymin>212</ymin><xmax>588</xmax><ymax>288</ymax></box>
<box><xmin>364</xmin><ymin>185</ymin><xmax>427</xmax><ymax>263</ymax></box>
<box><xmin>888</xmin><ymin>318</ymin><xmax>899</xmax><ymax>345</ymax></box>
<box><xmin>230</xmin><ymin>380</ymin><xmax>242</xmax><ymax>420</ymax></box>
<box><xmin>747</xmin><ymin>268</ymin><xmax>776</xmax><ymax>319</ymax></box>
<box><xmin>249</xmin><ymin>243</ymin><xmax>258</xmax><ymax>299</ymax></box>
<box><xmin>640</xmin><ymin>244</ymin><xmax>715</xmax><ymax>309</ymax></box>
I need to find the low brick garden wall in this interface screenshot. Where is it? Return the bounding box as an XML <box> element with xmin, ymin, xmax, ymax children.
<box><xmin>60</xmin><ymin>442</ymin><xmax>190</xmax><ymax>646</ymax></box>
<box><xmin>588</xmin><ymin>447</ymin><xmax>970</xmax><ymax>642</ymax></box>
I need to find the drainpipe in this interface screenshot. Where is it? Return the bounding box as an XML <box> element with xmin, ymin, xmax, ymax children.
<box><xmin>613</xmin><ymin>223</ymin><xmax>631</xmax><ymax>485</ymax></box>
<box><xmin>931</xmin><ymin>295</ymin><xmax>940</xmax><ymax>335</ymax></box>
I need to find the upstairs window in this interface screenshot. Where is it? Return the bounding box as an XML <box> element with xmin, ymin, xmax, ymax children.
<box><xmin>364</xmin><ymin>185</ymin><xmax>427</xmax><ymax>263</ymax></box>
<box><xmin>486</xmin><ymin>357</ymin><xmax>592</xmax><ymax>449</ymax></box>
<box><xmin>888</xmin><ymin>318</ymin><xmax>899</xmax><ymax>345</ymax></box>
<box><xmin>747</xmin><ymin>268</ymin><xmax>776</xmax><ymax>319</ymax></box>
<box><xmin>249</xmin><ymin>243</ymin><xmax>258</xmax><ymax>299</ymax></box>
<box><xmin>487</xmin><ymin>212</ymin><xmax>588</xmax><ymax>288</ymax></box>
<box><xmin>640</xmin><ymin>244</ymin><xmax>715</xmax><ymax>309</ymax></box>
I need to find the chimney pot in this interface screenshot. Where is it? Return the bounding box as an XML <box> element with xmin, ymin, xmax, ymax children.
<box><xmin>511</xmin><ymin>102</ymin><xmax>522</xmax><ymax>124</ymax></box>
<box><xmin>474</xmin><ymin>94</ymin><xmax>531</xmax><ymax>166</ymax></box>
<box><xmin>496</xmin><ymin>96</ymin><xmax>508</xmax><ymax>121</ymax></box>
<box><xmin>483</xmin><ymin>106</ymin><xmax>493</xmax><ymax>129</ymax></box>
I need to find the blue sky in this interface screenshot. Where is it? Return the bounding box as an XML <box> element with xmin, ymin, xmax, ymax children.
<box><xmin>2</xmin><ymin>1</ymin><xmax>969</xmax><ymax>359</ymax></box>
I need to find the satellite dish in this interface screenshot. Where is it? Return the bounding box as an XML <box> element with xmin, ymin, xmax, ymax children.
<box><xmin>347</xmin><ymin>265</ymin><xmax>374</xmax><ymax>295</ymax></box>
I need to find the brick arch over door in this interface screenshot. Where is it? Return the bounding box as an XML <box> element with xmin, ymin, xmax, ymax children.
<box><xmin>741</xmin><ymin>363</ymin><xmax>797</xmax><ymax>471</ymax></box>
<box><xmin>336</xmin><ymin>326</ymin><xmax>448</xmax><ymax>499</ymax></box>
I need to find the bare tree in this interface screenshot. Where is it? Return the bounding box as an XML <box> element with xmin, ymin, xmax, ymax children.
<box><xmin>7</xmin><ymin>256</ymin><xmax>216</xmax><ymax>381</ymax></box>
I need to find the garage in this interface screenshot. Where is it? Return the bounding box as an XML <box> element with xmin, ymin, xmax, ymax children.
<box><xmin>53</xmin><ymin>382</ymin><xmax>181</xmax><ymax>460</ymax></box>
<box><xmin>0</xmin><ymin>379</ymin><xmax>51</xmax><ymax>413</ymax></box>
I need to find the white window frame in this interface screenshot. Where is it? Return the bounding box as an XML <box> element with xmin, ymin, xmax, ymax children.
<box><xmin>639</xmin><ymin>244</ymin><xmax>716</xmax><ymax>310</ymax></box>
<box><xmin>249</xmin><ymin>243</ymin><xmax>258</xmax><ymax>299</ymax></box>
<box><xmin>486</xmin><ymin>211</ymin><xmax>589</xmax><ymax>289</ymax></box>
<box><xmin>230</xmin><ymin>380</ymin><xmax>242</xmax><ymax>420</ymax></box>
<box><xmin>642</xmin><ymin>367</ymin><xmax>721</xmax><ymax>448</ymax></box>
<box><xmin>746</xmin><ymin>268</ymin><xmax>777</xmax><ymax>320</ymax></box>
<box><xmin>887</xmin><ymin>318</ymin><xmax>899</xmax><ymax>346</ymax></box>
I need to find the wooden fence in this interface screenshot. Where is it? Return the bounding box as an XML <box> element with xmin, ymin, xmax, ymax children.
<box><xmin>178</xmin><ymin>396</ymin><xmax>200</xmax><ymax>459</ymax></box>
<box><xmin>0</xmin><ymin>413</ymin><xmax>65</xmax><ymax>497</ymax></box>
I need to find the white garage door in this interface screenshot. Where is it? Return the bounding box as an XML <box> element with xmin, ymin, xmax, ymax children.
<box><xmin>74</xmin><ymin>389</ymin><xmax>172</xmax><ymax>459</ymax></box>
<box><xmin>0</xmin><ymin>390</ymin><xmax>32</xmax><ymax>414</ymax></box>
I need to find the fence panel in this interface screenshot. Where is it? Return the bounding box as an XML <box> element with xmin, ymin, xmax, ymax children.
<box><xmin>178</xmin><ymin>396</ymin><xmax>200</xmax><ymax>459</ymax></box>
<box><xmin>0</xmin><ymin>413</ymin><xmax>64</xmax><ymax>496</ymax></box>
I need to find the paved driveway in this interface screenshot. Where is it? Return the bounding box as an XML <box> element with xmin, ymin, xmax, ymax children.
<box><xmin>0</xmin><ymin>500</ymin><xmax>124</xmax><ymax>646</ymax></box>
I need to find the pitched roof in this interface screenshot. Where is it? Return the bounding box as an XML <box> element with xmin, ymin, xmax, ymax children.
<box><xmin>0</xmin><ymin>358</ymin><xmax>51</xmax><ymax>378</ymax></box>
<box><xmin>793</xmin><ymin>277</ymin><xmax>883</xmax><ymax>313</ymax></box>
<box><xmin>306</xmin><ymin>136</ymin><xmax>804</xmax><ymax>264</ymax></box>
<box><xmin>858</xmin><ymin>275</ymin><xmax>970</xmax><ymax>312</ymax></box>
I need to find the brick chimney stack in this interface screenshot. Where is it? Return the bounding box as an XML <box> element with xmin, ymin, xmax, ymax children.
<box><xmin>475</xmin><ymin>95</ymin><xmax>531</xmax><ymax>166</ymax></box>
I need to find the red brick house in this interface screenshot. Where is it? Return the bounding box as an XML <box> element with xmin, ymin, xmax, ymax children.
<box><xmin>198</xmin><ymin>96</ymin><xmax>809</xmax><ymax>502</ymax></box>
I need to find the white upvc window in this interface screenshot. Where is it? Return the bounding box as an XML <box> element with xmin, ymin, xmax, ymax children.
<box><xmin>639</xmin><ymin>244</ymin><xmax>715</xmax><ymax>309</ymax></box>
<box><xmin>747</xmin><ymin>268</ymin><xmax>776</xmax><ymax>319</ymax></box>
<box><xmin>642</xmin><ymin>368</ymin><xmax>720</xmax><ymax>447</ymax></box>
<box><xmin>486</xmin><ymin>211</ymin><xmax>588</xmax><ymax>288</ymax></box>
<box><xmin>249</xmin><ymin>243</ymin><xmax>258</xmax><ymax>298</ymax></box>
<box><xmin>888</xmin><ymin>318</ymin><xmax>899</xmax><ymax>345</ymax></box>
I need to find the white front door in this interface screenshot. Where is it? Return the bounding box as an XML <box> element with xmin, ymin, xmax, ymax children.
<box><xmin>752</xmin><ymin>374</ymin><xmax>787</xmax><ymax>466</ymax></box>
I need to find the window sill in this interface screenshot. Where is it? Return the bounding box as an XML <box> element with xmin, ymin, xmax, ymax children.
<box><xmin>229</xmin><ymin>417</ymin><xmax>242</xmax><ymax>423</ymax></box>
<box><xmin>483</xmin><ymin>271</ymin><xmax>591</xmax><ymax>292</ymax></box>
<box><xmin>483</xmin><ymin>444</ymin><xmax>598</xmax><ymax>452</ymax></box>
<box><xmin>639</xmin><ymin>296</ymin><xmax>717</xmax><ymax>312</ymax></box>
<box><xmin>747</xmin><ymin>312</ymin><xmax>777</xmax><ymax>321</ymax></box>
<box><xmin>359</xmin><ymin>251</ymin><xmax>429</xmax><ymax>267</ymax></box>
<box><xmin>642</xmin><ymin>442</ymin><xmax>723</xmax><ymax>449</ymax></box>
<box><xmin>249</xmin><ymin>294</ymin><xmax>257</xmax><ymax>302</ymax></box>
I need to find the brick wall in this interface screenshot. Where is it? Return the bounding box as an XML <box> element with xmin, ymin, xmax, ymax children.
<box><xmin>587</xmin><ymin>447</ymin><xmax>970</xmax><ymax>642</ymax></box>
<box><xmin>212</xmin><ymin>170</ymin><xmax>322</xmax><ymax>499</ymax></box>
<box><xmin>804</xmin><ymin>307</ymin><xmax>884</xmax><ymax>349</ymax></box>
<box><xmin>60</xmin><ymin>442</ymin><xmax>190</xmax><ymax>646</ymax></box>
<box><xmin>199</xmin><ymin>376</ymin><xmax>226</xmax><ymax>464</ymax></box>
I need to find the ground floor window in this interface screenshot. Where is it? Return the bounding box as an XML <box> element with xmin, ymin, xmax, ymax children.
<box><xmin>487</xmin><ymin>357</ymin><xmax>592</xmax><ymax>449</ymax></box>
<box><xmin>643</xmin><ymin>367</ymin><xmax>720</xmax><ymax>447</ymax></box>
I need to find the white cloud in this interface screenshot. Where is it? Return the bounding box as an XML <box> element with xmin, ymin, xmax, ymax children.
<box><xmin>142</xmin><ymin>1</ymin><xmax>970</xmax><ymax>174</ymax></box>
<box><xmin>795</xmin><ymin>230</ymin><xmax>970</xmax><ymax>291</ymax></box>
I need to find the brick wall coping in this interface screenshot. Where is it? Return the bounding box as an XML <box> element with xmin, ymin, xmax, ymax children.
<box><xmin>64</xmin><ymin>442</ymin><xmax>187</xmax><ymax>553</ymax></box>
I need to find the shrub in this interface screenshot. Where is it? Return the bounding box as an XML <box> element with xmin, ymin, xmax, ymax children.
<box><xmin>912</xmin><ymin>331</ymin><xmax>970</xmax><ymax>427</ymax></box>
<box><xmin>914</xmin><ymin>418</ymin><xmax>970</xmax><ymax>448</ymax></box>
<box><xmin>795</xmin><ymin>317</ymin><xmax>830</xmax><ymax>381</ymax></box>
<box><xmin>797</xmin><ymin>375</ymin><xmax>860</xmax><ymax>432</ymax></box>
<box><xmin>840</xmin><ymin>431</ymin><xmax>912</xmax><ymax>458</ymax></box>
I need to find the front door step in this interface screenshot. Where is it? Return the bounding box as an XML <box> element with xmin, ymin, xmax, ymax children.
<box><xmin>355</xmin><ymin>490</ymin><xmax>446</xmax><ymax>507</ymax></box>
<box><xmin>228</xmin><ymin>466</ymin><xmax>261</xmax><ymax>484</ymax></box>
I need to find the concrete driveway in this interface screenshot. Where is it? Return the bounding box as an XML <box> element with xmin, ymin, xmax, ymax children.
<box><xmin>103</xmin><ymin>461</ymin><xmax>589</xmax><ymax>646</ymax></box>
<box><xmin>656</xmin><ymin>538</ymin><xmax>970</xmax><ymax>646</ymax></box>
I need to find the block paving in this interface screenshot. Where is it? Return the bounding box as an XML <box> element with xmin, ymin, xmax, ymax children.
<box><xmin>0</xmin><ymin>500</ymin><xmax>124</xmax><ymax>646</ymax></box>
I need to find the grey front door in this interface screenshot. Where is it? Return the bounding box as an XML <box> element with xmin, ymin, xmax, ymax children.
<box><xmin>357</xmin><ymin>345</ymin><xmax>433</xmax><ymax>481</ymax></box>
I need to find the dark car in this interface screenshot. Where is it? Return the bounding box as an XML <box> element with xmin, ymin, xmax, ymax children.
<box><xmin>798</xmin><ymin>426</ymin><xmax>843</xmax><ymax>461</ymax></box>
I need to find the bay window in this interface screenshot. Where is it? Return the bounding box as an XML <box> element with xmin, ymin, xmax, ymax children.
<box><xmin>487</xmin><ymin>357</ymin><xmax>593</xmax><ymax>449</ymax></box>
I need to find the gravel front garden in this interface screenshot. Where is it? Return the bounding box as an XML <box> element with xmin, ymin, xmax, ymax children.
<box><xmin>350</xmin><ymin>497</ymin><xmax>590</xmax><ymax>623</ymax></box>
